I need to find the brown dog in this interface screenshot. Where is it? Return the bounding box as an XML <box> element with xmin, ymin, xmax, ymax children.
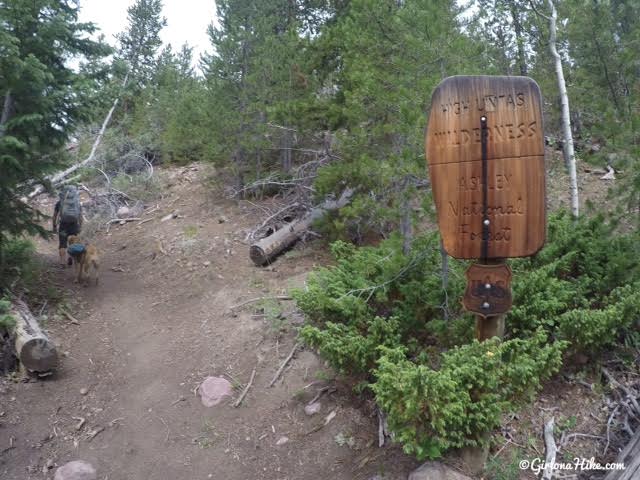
<box><xmin>67</xmin><ymin>235</ymin><xmax>100</xmax><ymax>285</ymax></box>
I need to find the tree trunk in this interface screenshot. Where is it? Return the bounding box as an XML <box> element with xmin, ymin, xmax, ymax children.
<box><xmin>280</xmin><ymin>128</ymin><xmax>293</xmax><ymax>173</ymax></box>
<box><xmin>400</xmin><ymin>195</ymin><xmax>412</xmax><ymax>255</ymax></box>
<box><xmin>510</xmin><ymin>3</ymin><xmax>528</xmax><ymax>76</ymax></box>
<box><xmin>11</xmin><ymin>299</ymin><xmax>58</xmax><ymax>373</ymax></box>
<box><xmin>235</xmin><ymin>148</ymin><xmax>246</xmax><ymax>200</ymax></box>
<box><xmin>0</xmin><ymin>90</ymin><xmax>13</xmax><ymax>139</ymax></box>
<box><xmin>250</xmin><ymin>189</ymin><xmax>353</xmax><ymax>265</ymax></box>
<box><xmin>27</xmin><ymin>72</ymin><xmax>130</xmax><ymax>199</ymax></box>
<box><xmin>547</xmin><ymin>0</ymin><xmax>579</xmax><ymax>218</ymax></box>
<box><xmin>399</xmin><ymin>175</ymin><xmax>413</xmax><ymax>255</ymax></box>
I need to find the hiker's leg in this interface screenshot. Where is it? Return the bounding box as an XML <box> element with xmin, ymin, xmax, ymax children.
<box><xmin>58</xmin><ymin>229</ymin><xmax>68</xmax><ymax>265</ymax></box>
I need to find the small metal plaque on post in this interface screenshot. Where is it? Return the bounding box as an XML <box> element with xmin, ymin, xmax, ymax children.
<box><xmin>463</xmin><ymin>263</ymin><xmax>512</xmax><ymax>317</ymax></box>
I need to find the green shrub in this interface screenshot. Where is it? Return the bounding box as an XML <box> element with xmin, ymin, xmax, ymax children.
<box><xmin>558</xmin><ymin>283</ymin><xmax>640</xmax><ymax>354</ymax></box>
<box><xmin>513</xmin><ymin>211</ymin><xmax>640</xmax><ymax>300</ymax></box>
<box><xmin>373</xmin><ymin>330</ymin><xmax>566</xmax><ymax>459</ymax></box>
<box><xmin>508</xmin><ymin>211</ymin><xmax>640</xmax><ymax>350</ymax></box>
<box><xmin>0</xmin><ymin>238</ymin><xmax>38</xmax><ymax>291</ymax></box>
<box><xmin>295</xmin><ymin>233</ymin><xmax>467</xmax><ymax>376</ymax></box>
<box><xmin>295</xmin><ymin>210</ymin><xmax>640</xmax><ymax>460</ymax></box>
<box><xmin>0</xmin><ymin>298</ymin><xmax>16</xmax><ymax>331</ymax></box>
<box><xmin>111</xmin><ymin>173</ymin><xmax>163</xmax><ymax>202</ymax></box>
<box><xmin>302</xmin><ymin>316</ymin><xmax>402</xmax><ymax>374</ymax></box>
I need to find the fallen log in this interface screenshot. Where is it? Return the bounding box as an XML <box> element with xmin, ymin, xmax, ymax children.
<box><xmin>11</xmin><ymin>299</ymin><xmax>58</xmax><ymax>373</ymax></box>
<box><xmin>604</xmin><ymin>428</ymin><xmax>640</xmax><ymax>480</ymax></box>
<box><xmin>249</xmin><ymin>188</ymin><xmax>353</xmax><ymax>266</ymax></box>
<box><xmin>542</xmin><ymin>417</ymin><xmax>557</xmax><ymax>480</ymax></box>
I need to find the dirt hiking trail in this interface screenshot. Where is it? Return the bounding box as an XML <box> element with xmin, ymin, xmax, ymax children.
<box><xmin>0</xmin><ymin>165</ymin><xmax>416</xmax><ymax>480</ymax></box>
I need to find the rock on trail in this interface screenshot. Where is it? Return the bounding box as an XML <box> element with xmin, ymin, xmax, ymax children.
<box><xmin>54</xmin><ymin>460</ymin><xmax>97</xmax><ymax>480</ymax></box>
<box><xmin>198</xmin><ymin>376</ymin><xmax>233</xmax><ymax>407</ymax></box>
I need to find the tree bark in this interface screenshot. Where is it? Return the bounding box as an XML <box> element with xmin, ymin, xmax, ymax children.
<box><xmin>0</xmin><ymin>90</ymin><xmax>13</xmax><ymax>139</ymax></box>
<box><xmin>250</xmin><ymin>189</ymin><xmax>353</xmax><ymax>265</ymax></box>
<box><xmin>27</xmin><ymin>72</ymin><xmax>130</xmax><ymax>199</ymax></box>
<box><xmin>400</xmin><ymin>195</ymin><xmax>412</xmax><ymax>255</ymax></box>
<box><xmin>11</xmin><ymin>298</ymin><xmax>58</xmax><ymax>373</ymax></box>
<box><xmin>280</xmin><ymin>127</ymin><xmax>293</xmax><ymax>173</ymax></box>
<box><xmin>510</xmin><ymin>2</ymin><xmax>528</xmax><ymax>76</ymax></box>
<box><xmin>547</xmin><ymin>0</ymin><xmax>579</xmax><ymax>218</ymax></box>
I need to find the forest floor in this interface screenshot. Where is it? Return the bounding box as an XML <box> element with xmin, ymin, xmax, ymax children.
<box><xmin>0</xmin><ymin>151</ymin><xmax>629</xmax><ymax>480</ymax></box>
<box><xmin>0</xmin><ymin>164</ymin><xmax>418</xmax><ymax>480</ymax></box>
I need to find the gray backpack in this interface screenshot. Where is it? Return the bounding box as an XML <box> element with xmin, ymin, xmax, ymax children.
<box><xmin>59</xmin><ymin>185</ymin><xmax>81</xmax><ymax>223</ymax></box>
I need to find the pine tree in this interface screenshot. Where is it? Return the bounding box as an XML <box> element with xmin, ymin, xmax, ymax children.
<box><xmin>313</xmin><ymin>0</ymin><xmax>482</xmax><ymax>240</ymax></box>
<box><xmin>116</xmin><ymin>0</ymin><xmax>167</xmax><ymax>90</ymax></box>
<box><xmin>132</xmin><ymin>43</ymin><xmax>210</xmax><ymax>163</ymax></box>
<box><xmin>203</xmin><ymin>0</ymin><xmax>331</xmax><ymax>188</ymax></box>
<box><xmin>470</xmin><ymin>0</ymin><xmax>536</xmax><ymax>75</ymax></box>
<box><xmin>0</xmin><ymin>0</ymin><xmax>109</xmax><ymax>249</ymax></box>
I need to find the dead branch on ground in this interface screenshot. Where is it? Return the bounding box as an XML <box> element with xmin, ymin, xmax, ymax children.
<box><xmin>268</xmin><ymin>343</ymin><xmax>300</xmax><ymax>387</ymax></box>
<box><xmin>233</xmin><ymin>365</ymin><xmax>258</xmax><ymax>408</ymax></box>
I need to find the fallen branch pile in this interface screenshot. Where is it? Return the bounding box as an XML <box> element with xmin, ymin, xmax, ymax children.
<box><xmin>602</xmin><ymin>367</ymin><xmax>640</xmax><ymax>454</ymax></box>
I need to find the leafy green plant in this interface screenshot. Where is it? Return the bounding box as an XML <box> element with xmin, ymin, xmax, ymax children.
<box><xmin>0</xmin><ymin>238</ymin><xmax>38</xmax><ymax>291</ymax></box>
<box><xmin>183</xmin><ymin>225</ymin><xmax>198</xmax><ymax>239</ymax></box>
<box><xmin>255</xmin><ymin>299</ymin><xmax>288</xmax><ymax>337</ymax></box>
<box><xmin>557</xmin><ymin>283</ymin><xmax>640</xmax><ymax>354</ymax></box>
<box><xmin>557</xmin><ymin>415</ymin><xmax>578</xmax><ymax>433</ymax></box>
<box><xmin>111</xmin><ymin>173</ymin><xmax>163</xmax><ymax>202</ymax></box>
<box><xmin>0</xmin><ymin>298</ymin><xmax>16</xmax><ymax>331</ymax></box>
<box><xmin>373</xmin><ymin>331</ymin><xmax>566</xmax><ymax>459</ymax></box>
<box><xmin>295</xmin><ymin>233</ymin><xmax>466</xmax><ymax>376</ymax></box>
<box><xmin>484</xmin><ymin>449</ymin><xmax>526</xmax><ymax>480</ymax></box>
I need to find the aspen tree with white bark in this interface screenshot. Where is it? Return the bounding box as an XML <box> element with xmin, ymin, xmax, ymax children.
<box><xmin>531</xmin><ymin>0</ymin><xmax>579</xmax><ymax>217</ymax></box>
<box><xmin>547</xmin><ymin>0</ymin><xmax>579</xmax><ymax>218</ymax></box>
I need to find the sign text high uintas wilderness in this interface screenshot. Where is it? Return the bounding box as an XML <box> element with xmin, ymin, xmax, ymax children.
<box><xmin>425</xmin><ymin>76</ymin><xmax>546</xmax><ymax>259</ymax></box>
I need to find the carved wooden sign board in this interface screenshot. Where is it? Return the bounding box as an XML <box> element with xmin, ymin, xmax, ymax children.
<box><xmin>425</xmin><ymin>76</ymin><xmax>546</xmax><ymax>260</ymax></box>
<box><xmin>463</xmin><ymin>263</ymin><xmax>513</xmax><ymax>318</ymax></box>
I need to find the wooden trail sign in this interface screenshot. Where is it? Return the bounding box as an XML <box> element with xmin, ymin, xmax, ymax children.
<box><xmin>463</xmin><ymin>263</ymin><xmax>512</xmax><ymax>317</ymax></box>
<box><xmin>425</xmin><ymin>76</ymin><xmax>546</xmax><ymax>259</ymax></box>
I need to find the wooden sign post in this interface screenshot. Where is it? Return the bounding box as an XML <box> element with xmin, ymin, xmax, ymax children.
<box><xmin>425</xmin><ymin>75</ymin><xmax>546</xmax><ymax>340</ymax></box>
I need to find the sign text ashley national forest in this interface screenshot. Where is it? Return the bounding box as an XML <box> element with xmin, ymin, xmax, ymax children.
<box><xmin>425</xmin><ymin>75</ymin><xmax>546</xmax><ymax>260</ymax></box>
<box><xmin>425</xmin><ymin>76</ymin><xmax>545</xmax><ymax>320</ymax></box>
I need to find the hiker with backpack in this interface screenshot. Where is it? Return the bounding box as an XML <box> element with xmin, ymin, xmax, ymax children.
<box><xmin>53</xmin><ymin>185</ymin><xmax>83</xmax><ymax>266</ymax></box>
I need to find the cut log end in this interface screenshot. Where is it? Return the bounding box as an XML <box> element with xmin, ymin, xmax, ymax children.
<box><xmin>12</xmin><ymin>298</ymin><xmax>58</xmax><ymax>373</ymax></box>
<box><xmin>250</xmin><ymin>245</ymin><xmax>268</xmax><ymax>266</ymax></box>
<box><xmin>19</xmin><ymin>337</ymin><xmax>58</xmax><ymax>372</ymax></box>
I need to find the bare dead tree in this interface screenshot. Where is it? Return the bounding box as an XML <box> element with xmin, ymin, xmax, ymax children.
<box><xmin>27</xmin><ymin>72</ymin><xmax>130</xmax><ymax>199</ymax></box>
